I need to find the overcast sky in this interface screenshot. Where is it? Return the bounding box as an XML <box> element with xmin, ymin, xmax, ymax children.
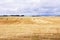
<box><xmin>0</xmin><ymin>0</ymin><xmax>60</xmax><ymax>15</ymax></box>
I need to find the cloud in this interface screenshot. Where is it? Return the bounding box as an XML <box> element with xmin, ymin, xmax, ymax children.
<box><xmin>0</xmin><ymin>0</ymin><xmax>60</xmax><ymax>15</ymax></box>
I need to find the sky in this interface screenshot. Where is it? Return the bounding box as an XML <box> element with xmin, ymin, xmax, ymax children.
<box><xmin>0</xmin><ymin>0</ymin><xmax>60</xmax><ymax>15</ymax></box>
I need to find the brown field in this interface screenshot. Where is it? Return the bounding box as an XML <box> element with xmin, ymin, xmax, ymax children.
<box><xmin>0</xmin><ymin>16</ymin><xmax>60</xmax><ymax>40</ymax></box>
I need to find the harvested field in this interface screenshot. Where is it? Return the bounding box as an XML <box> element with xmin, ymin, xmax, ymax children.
<box><xmin>0</xmin><ymin>16</ymin><xmax>60</xmax><ymax>40</ymax></box>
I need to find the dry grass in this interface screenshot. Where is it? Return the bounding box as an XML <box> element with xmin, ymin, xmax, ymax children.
<box><xmin>0</xmin><ymin>16</ymin><xmax>60</xmax><ymax>40</ymax></box>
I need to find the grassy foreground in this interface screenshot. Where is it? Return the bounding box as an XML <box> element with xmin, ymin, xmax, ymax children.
<box><xmin>0</xmin><ymin>16</ymin><xmax>60</xmax><ymax>40</ymax></box>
